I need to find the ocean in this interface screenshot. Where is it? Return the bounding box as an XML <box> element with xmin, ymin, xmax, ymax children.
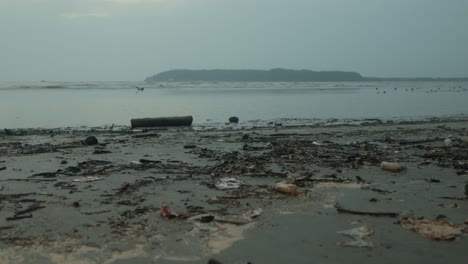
<box><xmin>0</xmin><ymin>81</ymin><xmax>467</xmax><ymax>129</ymax></box>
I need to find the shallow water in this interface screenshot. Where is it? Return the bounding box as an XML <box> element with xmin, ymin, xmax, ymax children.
<box><xmin>0</xmin><ymin>81</ymin><xmax>467</xmax><ymax>128</ymax></box>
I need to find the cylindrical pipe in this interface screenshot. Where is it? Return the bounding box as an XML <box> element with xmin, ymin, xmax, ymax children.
<box><xmin>131</xmin><ymin>116</ymin><xmax>193</xmax><ymax>128</ymax></box>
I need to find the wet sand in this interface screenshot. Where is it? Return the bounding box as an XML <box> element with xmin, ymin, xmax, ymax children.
<box><xmin>0</xmin><ymin>118</ymin><xmax>467</xmax><ymax>263</ymax></box>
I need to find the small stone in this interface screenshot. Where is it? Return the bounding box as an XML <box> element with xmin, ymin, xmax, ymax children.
<box><xmin>84</xmin><ymin>136</ymin><xmax>98</xmax><ymax>145</ymax></box>
<box><xmin>228</xmin><ymin>116</ymin><xmax>239</xmax><ymax>123</ymax></box>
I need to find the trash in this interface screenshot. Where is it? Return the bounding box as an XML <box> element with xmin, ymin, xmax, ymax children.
<box><xmin>130</xmin><ymin>161</ymin><xmax>143</xmax><ymax>165</ymax></box>
<box><xmin>444</xmin><ymin>138</ymin><xmax>453</xmax><ymax>146</ymax></box>
<box><xmin>338</xmin><ymin>226</ymin><xmax>374</xmax><ymax>239</ymax></box>
<box><xmin>274</xmin><ymin>182</ymin><xmax>298</xmax><ymax>195</ymax></box>
<box><xmin>400</xmin><ymin>217</ymin><xmax>468</xmax><ymax>240</ymax></box>
<box><xmin>131</xmin><ymin>116</ymin><xmax>193</xmax><ymax>128</ymax></box>
<box><xmin>93</xmin><ymin>149</ymin><xmax>111</xmax><ymax>154</ymax></box>
<box><xmin>160</xmin><ymin>203</ymin><xmax>190</xmax><ymax>219</ymax></box>
<box><xmin>244</xmin><ymin>208</ymin><xmax>263</xmax><ymax>220</ymax></box>
<box><xmin>200</xmin><ymin>215</ymin><xmax>215</xmax><ymax>223</ymax></box>
<box><xmin>184</xmin><ymin>144</ymin><xmax>197</xmax><ymax>149</ymax></box>
<box><xmin>228</xmin><ymin>116</ymin><xmax>239</xmax><ymax>123</ymax></box>
<box><xmin>424</xmin><ymin>178</ymin><xmax>441</xmax><ymax>183</ymax></box>
<box><xmin>84</xmin><ymin>136</ymin><xmax>98</xmax><ymax>145</ymax></box>
<box><xmin>65</xmin><ymin>166</ymin><xmax>81</xmax><ymax>173</ymax></box>
<box><xmin>132</xmin><ymin>133</ymin><xmax>160</xmax><ymax>138</ymax></box>
<box><xmin>139</xmin><ymin>159</ymin><xmax>161</xmax><ymax>164</ymax></box>
<box><xmin>336</xmin><ymin>205</ymin><xmax>399</xmax><ymax>217</ymax></box>
<box><xmin>160</xmin><ymin>203</ymin><xmax>176</xmax><ymax>219</ymax></box>
<box><xmin>337</xmin><ymin>226</ymin><xmax>374</xmax><ymax>248</ymax></box>
<box><xmin>214</xmin><ymin>177</ymin><xmax>242</xmax><ymax>190</ymax></box>
<box><xmin>339</xmin><ymin>239</ymin><xmax>375</xmax><ymax>248</ymax></box>
<box><xmin>72</xmin><ymin>176</ymin><xmax>103</xmax><ymax>183</ymax></box>
<box><xmin>380</xmin><ymin>161</ymin><xmax>403</xmax><ymax>172</ymax></box>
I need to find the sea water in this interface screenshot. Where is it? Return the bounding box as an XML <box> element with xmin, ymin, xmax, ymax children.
<box><xmin>0</xmin><ymin>81</ymin><xmax>467</xmax><ymax>129</ymax></box>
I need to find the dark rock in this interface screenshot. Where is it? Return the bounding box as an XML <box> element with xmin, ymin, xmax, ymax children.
<box><xmin>184</xmin><ymin>144</ymin><xmax>197</xmax><ymax>149</ymax></box>
<box><xmin>200</xmin><ymin>215</ymin><xmax>215</xmax><ymax>223</ymax></box>
<box><xmin>208</xmin><ymin>259</ymin><xmax>223</xmax><ymax>264</ymax></box>
<box><xmin>84</xmin><ymin>136</ymin><xmax>98</xmax><ymax>145</ymax></box>
<box><xmin>229</xmin><ymin>116</ymin><xmax>239</xmax><ymax>123</ymax></box>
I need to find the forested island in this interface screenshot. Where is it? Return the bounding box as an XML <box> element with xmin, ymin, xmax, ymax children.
<box><xmin>145</xmin><ymin>69</ymin><xmax>364</xmax><ymax>82</ymax></box>
<box><xmin>145</xmin><ymin>69</ymin><xmax>468</xmax><ymax>82</ymax></box>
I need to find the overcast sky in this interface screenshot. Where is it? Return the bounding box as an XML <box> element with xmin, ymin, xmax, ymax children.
<box><xmin>0</xmin><ymin>0</ymin><xmax>467</xmax><ymax>81</ymax></box>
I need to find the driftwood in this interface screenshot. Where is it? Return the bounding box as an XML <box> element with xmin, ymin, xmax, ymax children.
<box><xmin>336</xmin><ymin>206</ymin><xmax>399</xmax><ymax>217</ymax></box>
<box><xmin>131</xmin><ymin>116</ymin><xmax>193</xmax><ymax>128</ymax></box>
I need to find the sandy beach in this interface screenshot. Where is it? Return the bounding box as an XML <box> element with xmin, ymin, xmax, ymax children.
<box><xmin>0</xmin><ymin>118</ymin><xmax>467</xmax><ymax>264</ymax></box>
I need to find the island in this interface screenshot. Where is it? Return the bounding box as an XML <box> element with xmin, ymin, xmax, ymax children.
<box><xmin>145</xmin><ymin>68</ymin><xmax>468</xmax><ymax>82</ymax></box>
<box><xmin>144</xmin><ymin>69</ymin><xmax>364</xmax><ymax>82</ymax></box>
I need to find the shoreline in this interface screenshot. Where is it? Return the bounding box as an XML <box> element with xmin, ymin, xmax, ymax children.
<box><xmin>0</xmin><ymin>117</ymin><xmax>467</xmax><ymax>263</ymax></box>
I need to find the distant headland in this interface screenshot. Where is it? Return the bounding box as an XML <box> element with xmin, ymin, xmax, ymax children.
<box><xmin>144</xmin><ymin>69</ymin><xmax>468</xmax><ymax>82</ymax></box>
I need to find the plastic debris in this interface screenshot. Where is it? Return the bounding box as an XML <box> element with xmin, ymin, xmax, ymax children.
<box><xmin>160</xmin><ymin>203</ymin><xmax>190</xmax><ymax>219</ymax></box>
<box><xmin>380</xmin><ymin>161</ymin><xmax>403</xmax><ymax>172</ymax></box>
<box><xmin>337</xmin><ymin>226</ymin><xmax>375</xmax><ymax>248</ymax></box>
<box><xmin>400</xmin><ymin>217</ymin><xmax>468</xmax><ymax>240</ymax></box>
<box><xmin>214</xmin><ymin>177</ymin><xmax>242</xmax><ymax>190</ymax></box>
<box><xmin>244</xmin><ymin>208</ymin><xmax>263</xmax><ymax>220</ymax></box>
<box><xmin>72</xmin><ymin>176</ymin><xmax>103</xmax><ymax>183</ymax></box>
<box><xmin>274</xmin><ymin>182</ymin><xmax>298</xmax><ymax>195</ymax></box>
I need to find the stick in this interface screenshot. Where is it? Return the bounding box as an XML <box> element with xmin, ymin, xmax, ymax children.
<box><xmin>336</xmin><ymin>207</ymin><xmax>399</xmax><ymax>217</ymax></box>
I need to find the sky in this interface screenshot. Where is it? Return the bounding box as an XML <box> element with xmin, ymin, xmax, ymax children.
<box><xmin>0</xmin><ymin>0</ymin><xmax>467</xmax><ymax>81</ymax></box>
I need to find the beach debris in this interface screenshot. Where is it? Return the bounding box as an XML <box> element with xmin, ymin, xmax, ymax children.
<box><xmin>6</xmin><ymin>202</ymin><xmax>46</xmax><ymax>221</ymax></box>
<box><xmin>83</xmin><ymin>136</ymin><xmax>98</xmax><ymax>145</ymax></box>
<box><xmin>93</xmin><ymin>149</ymin><xmax>111</xmax><ymax>154</ymax></box>
<box><xmin>228</xmin><ymin>116</ymin><xmax>239</xmax><ymax>123</ymax></box>
<box><xmin>208</xmin><ymin>259</ymin><xmax>223</xmax><ymax>264</ymax></box>
<box><xmin>424</xmin><ymin>178</ymin><xmax>441</xmax><ymax>183</ymax></box>
<box><xmin>131</xmin><ymin>116</ymin><xmax>193</xmax><ymax>128</ymax></box>
<box><xmin>200</xmin><ymin>215</ymin><xmax>215</xmax><ymax>223</ymax></box>
<box><xmin>214</xmin><ymin>177</ymin><xmax>242</xmax><ymax>190</ymax></box>
<box><xmin>160</xmin><ymin>203</ymin><xmax>190</xmax><ymax>219</ymax></box>
<box><xmin>139</xmin><ymin>158</ymin><xmax>161</xmax><ymax>164</ymax></box>
<box><xmin>184</xmin><ymin>144</ymin><xmax>197</xmax><ymax>149</ymax></box>
<box><xmin>29</xmin><ymin>171</ymin><xmax>57</xmax><ymax>178</ymax></box>
<box><xmin>72</xmin><ymin>176</ymin><xmax>103</xmax><ymax>183</ymax></box>
<box><xmin>274</xmin><ymin>182</ymin><xmax>298</xmax><ymax>195</ymax></box>
<box><xmin>243</xmin><ymin>208</ymin><xmax>263</xmax><ymax>220</ymax></box>
<box><xmin>400</xmin><ymin>217</ymin><xmax>468</xmax><ymax>240</ymax></box>
<box><xmin>380</xmin><ymin>161</ymin><xmax>403</xmax><ymax>172</ymax></box>
<box><xmin>0</xmin><ymin>166</ymin><xmax>6</xmax><ymax>171</ymax></box>
<box><xmin>465</xmin><ymin>180</ymin><xmax>468</xmax><ymax>196</ymax></box>
<box><xmin>336</xmin><ymin>205</ymin><xmax>399</xmax><ymax>217</ymax></box>
<box><xmin>444</xmin><ymin>138</ymin><xmax>453</xmax><ymax>146</ymax></box>
<box><xmin>337</xmin><ymin>226</ymin><xmax>375</xmax><ymax>248</ymax></box>
<box><xmin>65</xmin><ymin>166</ymin><xmax>81</xmax><ymax>173</ymax></box>
<box><xmin>132</xmin><ymin>133</ymin><xmax>160</xmax><ymax>139</ymax></box>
